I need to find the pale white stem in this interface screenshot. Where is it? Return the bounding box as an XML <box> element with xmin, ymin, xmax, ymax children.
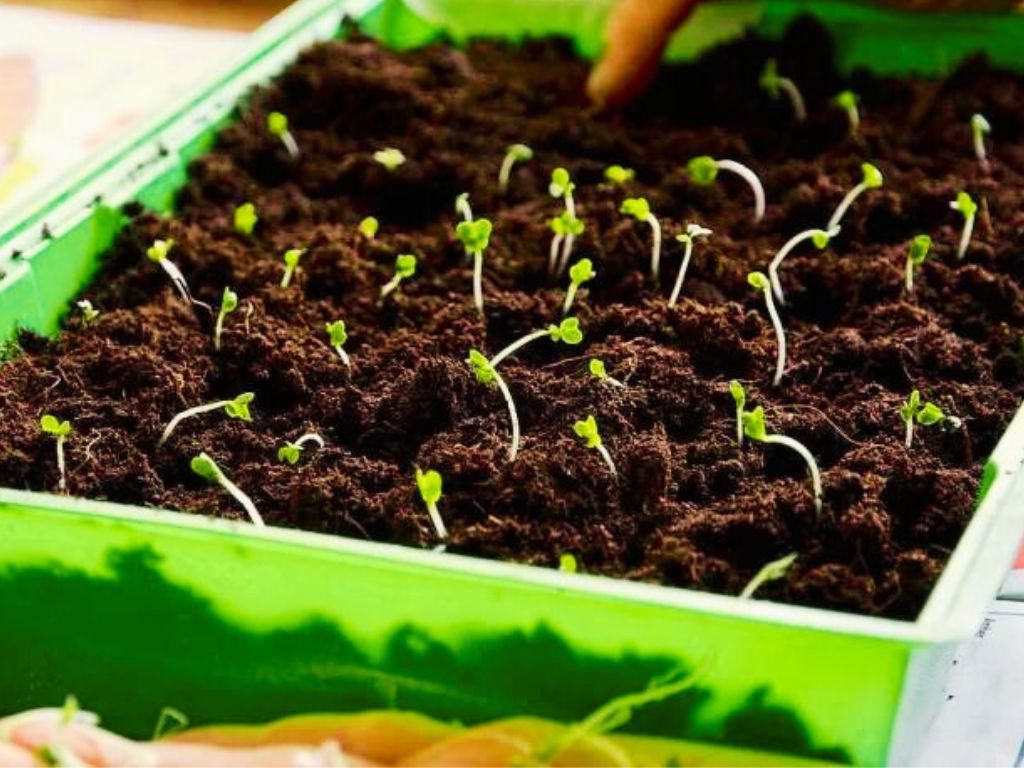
<box><xmin>974</xmin><ymin>132</ymin><xmax>988</xmax><ymax>169</ymax></box>
<box><xmin>596</xmin><ymin>444</ymin><xmax>618</xmax><ymax>478</ymax></box>
<box><xmin>334</xmin><ymin>345</ymin><xmax>351</xmax><ymax>367</ymax></box>
<box><xmin>56</xmin><ymin>435</ymin><xmax>67</xmax><ymax>493</ymax></box>
<box><xmin>778</xmin><ymin>78</ymin><xmax>807</xmax><ymax>122</ymax></box>
<box><xmin>160</xmin><ymin>259</ymin><xmax>212</xmax><ymax>313</ymax></box>
<box><xmin>736</xmin><ymin>405</ymin><xmax>744</xmax><ymax>446</ymax></box>
<box><xmin>602</xmin><ymin>377</ymin><xmax>626</xmax><ymax>389</ymax></box>
<box><xmin>764</xmin><ymin>434</ymin><xmax>822</xmax><ymax>514</ymax></box>
<box><xmin>905</xmin><ymin>256</ymin><xmax>915</xmax><ymax>294</ymax></box>
<box><xmin>759</xmin><ymin>285</ymin><xmax>787</xmax><ymax>387</ymax></box>
<box><xmin>957</xmin><ymin>216</ymin><xmax>974</xmax><ymax>260</ymax></box>
<box><xmin>294</xmin><ymin>433</ymin><xmax>325</xmax><ymax>450</ymax></box>
<box><xmin>159</xmin><ymin>401</ymin><xmax>231</xmax><ymax>447</ymax></box>
<box><xmin>215</xmin><ymin>470</ymin><xmax>264</xmax><ymax>526</ymax></box>
<box><xmin>473</xmin><ymin>250</ymin><xmax>484</xmax><ymax>316</ymax></box>
<box><xmin>379</xmin><ymin>276</ymin><xmax>402</xmax><ymax>301</ymax></box>
<box><xmin>280</xmin><ymin>131</ymin><xmax>299</xmax><ymax>160</ymax></box>
<box><xmin>668</xmin><ymin>239</ymin><xmax>695</xmax><ymax>308</ymax></box>
<box><xmin>489</xmin><ymin>329</ymin><xmax>550</xmax><ymax>369</ymax></box>
<box><xmin>562</xmin><ymin>283</ymin><xmax>579</xmax><ymax>317</ymax></box>
<box><xmin>845</xmin><ymin>106</ymin><xmax>860</xmax><ymax>136</ymax></box>
<box><xmin>456</xmin><ymin>198</ymin><xmax>473</xmax><ymax>223</ymax></box>
<box><xmin>565</xmin><ymin>191</ymin><xmax>576</xmax><ymax>220</ymax></box>
<box><xmin>717</xmin><ymin>160</ymin><xmax>765</xmax><ymax>222</ymax></box>
<box><xmin>557</xmin><ymin>234</ymin><xmax>575</xmax><ymax>277</ymax></box>
<box><xmin>498</xmin><ymin>155</ymin><xmax>520</xmax><ymax>193</ymax></box>
<box><xmin>548</xmin><ymin>234</ymin><xmax>564</xmax><ymax>275</ymax></box>
<box><xmin>214</xmin><ymin>312</ymin><xmax>228</xmax><ymax>351</ymax></box>
<box><xmin>905</xmin><ymin>418</ymin><xmax>914</xmax><ymax>449</ymax></box>
<box><xmin>768</xmin><ymin>228</ymin><xmax>835</xmax><ymax>305</ymax></box>
<box><xmin>491</xmin><ymin>368</ymin><xmax>521</xmax><ymax>462</ymax></box>
<box><xmin>280</xmin><ymin>265</ymin><xmax>296</xmax><ymax>288</ymax></box>
<box><xmin>646</xmin><ymin>213</ymin><xmax>662</xmax><ymax>281</ymax></box>
<box><xmin>426</xmin><ymin>501</ymin><xmax>448</xmax><ymax>539</ymax></box>
<box><xmin>827</xmin><ymin>182</ymin><xmax>867</xmax><ymax>231</ymax></box>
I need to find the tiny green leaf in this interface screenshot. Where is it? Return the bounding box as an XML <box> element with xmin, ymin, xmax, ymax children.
<box><xmin>917</xmin><ymin>402</ymin><xmax>946</xmax><ymax>426</ymax></box>
<box><xmin>455</xmin><ymin>218</ymin><xmax>493</xmax><ymax>253</ymax></box>
<box><xmin>507</xmin><ymin>143</ymin><xmax>533</xmax><ymax>162</ymax></box>
<box><xmin>861</xmin><ymin>163</ymin><xmax>884</xmax><ymax>190</ymax></box>
<box><xmin>359</xmin><ymin>216</ymin><xmax>379</xmax><ymax>239</ymax></box>
<box><xmin>908</xmin><ymin>235</ymin><xmax>932</xmax><ymax>266</ymax></box>
<box><xmin>234</xmin><ymin>203</ymin><xmax>258</xmax><ymax>236</ymax></box>
<box><xmin>549</xmin><ymin>211</ymin><xmax>585</xmax><ymax>237</ymax></box>
<box><xmin>325</xmin><ymin>320</ymin><xmax>348</xmax><ymax>349</ymax></box>
<box><xmin>415</xmin><ymin>467</ymin><xmax>443</xmax><ymax>505</ymax></box>
<box><xmin>971</xmin><ymin>113</ymin><xmax>991</xmax><ymax>136</ymax></box>
<box><xmin>266</xmin><ymin>111</ymin><xmax>289</xmax><ymax>137</ymax></box>
<box><xmin>559</xmin><ymin>553</ymin><xmax>578</xmax><ymax>573</ymax></box>
<box><xmin>589</xmin><ymin>359</ymin><xmax>608</xmax><ymax>380</ymax></box>
<box><xmin>190</xmin><ymin>452</ymin><xmax>221</xmax><ymax>483</ymax></box>
<box><xmin>549</xmin><ymin>167</ymin><xmax>573</xmax><ymax>198</ymax></box>
<box><xmin>834</xmin><ymin>90</ymin><xmax>858</xmax><ymax>111</ymax></box>
<box><xmin>569</xmin><ymin>258</ymin><xmax>595</xmax><ymax>286</ymax></box>
<box><xmin>952</xmin><ymin>191</ymin><xmax>977</xmax><ymax>218</ymax></box>
<box><xmin>604</xmin><ymin>165</ymin><xmax>635</xmax><ymax>185</ymax></box>
<box><xmin>686</xmin><ymin>156</ymin><xmax>719</xmax><ymax>185</ymax></box>
<box><xmin>395</xmin><ymin>253</ymin><xmax>417</xmax><ymax>279</ymax></box>
<box><xmin>620</xmin><ymin>197</ymin><xmax>651</xmax><ymax>221</ymax></box>
<box><xmin>373</xmin><ymin>148</ymin><xmax>406</xmax><ymax>171</ymax></box>
<box><xmin>810</xmin><ymin>229</ymin><xmax>832</xmax><ymax>249</ymax></box>
<box><xmin>900</xmin><ymin>389</ymin><xmax>922</xmax><ymax>424</ymax></box>
<box><xmin>467</xmin><ymin>348</ymin><xmax>496</xmax><ymax>384</ymax></box>
<box><xmin>747</xmin><ymin>271</ymin><xmax>770</xmax><ymax>291</ymax></box>
<box><xmin>675</xmin><ymin>223</ymin><xmax>713</xmax><ymax>245</ymax></box>
<box><xmin>40</xmin><ymin>414</ymin><xmax>71</xmax><ymax>437</ymax></box>
<box><xmin>283</xmin><ymin>248</ymin><xmax>305</xmax><ymax>269</ymax></box>
<box><xmin>146</xmin><ymin>239</ymin><xmax>174</xmax><ymax>263</ymax></box>
<box><xmin>277</xmin><ymin>443</ymin><xmax>302</xmax><ymax>465</ymax></box>
<box><xmin>573</xmin><ymin>414</ymin><xmax>603</xmax><ymax>449</ymax></box>
<box><xmin>220</xmin><ymin>287</ymin><xmax>238</xmax><ymax>315</ymax></box>
<box><xmin>742</xmin><ymin>405</ymin><xmax>768</xmax><ymax>442</ymax></box>
<box><xmin>77</xmin><ymin>300</ymin><xmax>99</xmax><ymax>324</ymax></box>
<box><xmin>759</xmin><ymin>58</ymin><xmax>780</xmax><ymax>97</ymax></box>
<box><xmin>729</xmin><ymin>380</ymin><xmax>746</xmax><ymax>410</ymax></box>
<box><xmin>224</xmin><ymin>392</ymin><xmax>255</xmax><ymax>421</ymax></box>
<box><xmin>548</xmin><ymin>317</ymin><xmax>583</xmax><ymax>345</ymax></box>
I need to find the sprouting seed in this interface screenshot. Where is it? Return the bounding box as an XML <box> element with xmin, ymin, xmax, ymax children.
<box><xmin>563</xmin><ymin>258</ymin><xmax>595</xmax><ymax>317</ymax></box>
<box><xmin>768</xmin><ymin>226</ymin><xmax>838</xmax><ymax>306</ymax></box>
<box><xmin>373</xmin><ymin>148</ymin><xmax>406</xmax><ymax>171</ymax></box>
<box><xmin>950</xmin><ymin>191</ymin><xmax>977</xmax><ymax>260</ymax></box>
<box><xmin>739</xmin><ymin>553</ymin><xmax>798</xmax><ymax>599</ymax></box>
<box><xmin>455</xmin><ymin>192</ymin><xmax>473</xmax><ymax>223</ymax></box>
<box><xmin>456</xmin><ymin>216</ymin><xmax>493</xmax><ymax>317</ymax></box>
<box><xmin>760</xmin><ymin>58</ymin><xmax>806</xmax><ymax>122</ymax></box>
<box><xmin>325</xmin><ymin>320</ymin><xmax>350</xmax><ymax>367</ymax></box>
<box><xmin>573</xmin><ymin>415</ymin><xmax>617</xmax><ymax>478</ymax></box>
<box><xmin>234</xmin><ymin>203</ymin><xmax>258</xmax><ymax>236</ymax></box>
<box><xmin>549</xmin><ymin>167</ymin><xmax>584</xmax><ymax>277</ymax></box>
<box><xmin>604</xmin><ymin>165</ymin><xmax>635</xmax><ymax>185</ymax></box>
<box><xmin>280</xmin><ymin>248</ymin><xmax>306</xmax><ymax>288</ymax></box>
<box><xmin>686</xmin><ymin>155</ymin><xmax>766</xmax><ymax>223</ymax></box>
<box><xmin>743</xmin><ymin>406</ymin><xmax>823</xmax><ymax>514</ymax></box>
<box><xmin>213</xmin><ymin>287</ymin><xmax>238</xmax><ymax>351</ymax></box>
<box><xmin>548</xmin><ymin>212</ymin><xmax>585</xmax><ymax>277</ymax></box>
<box><xmin>40</xmin><ymin>414</ymin><xmax>71</xmax><ymax>493</ymax></box>
<box><xmin>146</xmin><ymin>238</ymin><xmax>212</xmax><ymax>313</ymax></box>
<box><xmin>158</xmin><ymin>392</ymin><xmax>254</xmax><ymax>447</ymax></box>
<box><xmin>729</xmin><ymin>379</ymin><xmax>746</xmax><ymax>446</ymax></box>
<box><xmin>827</xmin><ymin>162</ymin><xmax>883</xmax><ymax>231</ymax></box>
<box><xmin>749</xmin><ymin>272</ymin><xmax>787</xmax><ymax>387</ymax></box>
<box><xmin>669</xmin><ymin>223</ymin><xmax>712</xmax><ymax>307</ymax></box>
<box><xmin>380</xmin><ymin>254</ymin><xmax>417</xmax><ymax>302</ymax></box>
<box><xmin>900</xmin><ymin>389</ymin><xmax>946</xmax><ymax>448</ymax></box>
<box><xmin>498</xmin><ymin>143</ymin><xmax>533</xmax><ymax>193</ymax></box>
<box><xmin>359</xmin><ymin>216</ymin><xmax>379</xmax><ymax>239</ymax></box>
<box><xmin>833</xmin><ymin>90</ymin><xmax>861</xmax><ymax>136</ymax></box>
<box><xmin>559</xmin><ymin>553</ymin><xmax>579</xmax><ymax>573</ymax></box>
<box><xmin>905</xmin><ymin>235</ymin><xmax>932</xmax><ymax>294</ymax></box>
<box><xmin>277</xmin><ymin>433</ymin><xmax>325</xmax><ymax>465</ymax></box>
<box><xmin>971</xmin><ymin>113</ymin><xmax>991</xmax><ymax>170</ymax></box>
<box><xmin>415</xmin><ymin>467</ymin><xmax>447</xmax><ymax>540</ymax></box>
<box><xmin>266</xmin><ymin>111</ymin><xmax>299</xmax><ymax>160</ymax></box>
<box><xmin>191</xmin><ymin>452</ymin><xmax>264</xmax><ymax>526</ymax></box>
<box><xmin>620</xmin><ymin>197</ymin><xmax>663</xmax><ymax>281</ymax></box>
<box><xmin>77</xmin><ymin>300</ymin><xmax>99</xmax><ymax>325</ymax></box>
<box><xmin>589</xmin><ymin>358</ymin><xmax>625</xmax><ymax>388</ymax></box>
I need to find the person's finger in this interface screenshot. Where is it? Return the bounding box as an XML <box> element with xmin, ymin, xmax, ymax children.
<box><xmin>0</xmin><ymin>741</ymin><xmax>43</xmax><ymax>767</ymax></box>
<box><xmin>586</xmin><ymin>0</ymin><xmax>701</xmax><ymax>108</ymax></box>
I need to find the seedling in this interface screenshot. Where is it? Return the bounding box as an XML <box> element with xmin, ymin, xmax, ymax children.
<box><xmin>498</xmin><ymin>143</ymin><xmax>533</xmax><ymax>193</ymax></box>
<box><xmin>743</xmin><ymin>406</ymin><xmax>823</xmax><ymax>514</ymax></box>
<box><xmin>213</xmin><ymin>287</ymin><xmax>237</xmax><ymax>351</ymax></box>
<box><xmin>266</xmin><ymin>111</ymin><xmax>299</xmax><ymax>160</ymax></box>
<box><xmin>373</xmin><ymin>147</ymin><xmax>405</xmax><ymax>171</ymax></box>
<box><xmin>76</xmin><ymin>299</ymin><xmax>99</xmax><ymax>325</ymax></box>
<box><xmin>589</xmin><ymin>358</ymin><xmax>625</xmax><ymax>388</ymax></box>
<box><xmin>573</xmin><ymin>414</ymin><xmax>617</xmax><ymax>478</ymax></box>
<box><xmin>359</xmin><ymin>216</ymin><xmax>379</xmax><ymax>239</ymax></box>
<box><xmin>280</xmin><ymin>248</ymin><xmax>305</xmax><ymax>288</ymax></box>
<box><xmin>559</xmin><ymin>553</ymin><xmax>578</xmax><ymax>573</ymax></box>
<box><xmin>826</xmin><ymin>162</ymin><xmax>883</xmax><ymax>231</ymax></box>
<box><xmin>749</xmin><ymin>272</ymin><xmax>787</xmax><ymax>387</ymax></box>
<box><xmin>158</xmin><ymin>392</ymin><xmax>254</xmax><ymax>447</ymax></box>
<box><xmin>456</xmin><ymin>217</ymin><xmax>493</xmax><ymax>316</ymax></box>
<box><xmin>234</xmin><ymin>202</ymin><xmax>258</xmax><ymax>236</ymax></box>
<box><xmin>191</xmin><ymin>452</ymin><xmax>264</xmax><ymax>526</ymax></box>
<box><xmin>971</xmin><ymin>113</ymin><xmax>991</xmax><ymax>170</ymax></box>
<box><xmin>900</xmin><ymin>389</ymin><xmax>946</xmax><ymax>448</ymax></box>
<box><xmin>620</xmin><ymin>197</ymin><xmax>663</xmax><ymax>280</ymax></box>
<box><xmin>415</xmin><ymin>467</ymin><xmax>447</xmax><ymax>540</ymax></box>
<box><xmin>153</xmin><ymin>707</ymin><xmax>190</xmax><ymax>740</ymax></box>
<box><xmin>904</xmin><ymin>234</ymin><xmax>932</xmax><ymax>294</ymax></box>
<box><xmin>468</xmin><ymin>318</ymin><xmax>583</xmax><ymax>461</ymax></box>
<box><xmin>146</xmin><ymin>238</ymin><xmax>212</xmax><ymax>312</ymax></box>
<box><xmin>768</xmin><ymin>226</ymin><xmax>838</xmax><ymax>305</ymax></box>
<box><xmin>739</xmin><ymin>552</ymin><xmax>798</xmax><ymax>599</ymax></box>
<box><xmin>549</xmin><ymin>167</ymin><xmax>584</xmax><ymax>277</ymax></box>
<box><xmin>454</xmin><ymin>192</ymin><xmax>473</xmax><ymax>223</ymax></box>
<box><xmin>548</xmin><ymin>211</ymin><xmax>586</xmax><ymax>277</ymax></box>
<box><xmin>950</xmin><ymin>191</ymin><xmax>977</xmax><ymax>260</ymax></box>
<box><xmin>277</xmin><ymin>433</ymin><xmax>325</xmax><ymax>465</ymax></box>
<box><xmin>833</xmin><ymin>90</ymin><xmax>860</xmax><ymax>136</ymax></box>
<box><xmin>669</xmin><ymin>223</ymin><xmax>712</xmax><ymax>307</ymax></box>
<box><xmin>563</xmin><ymin>258</ymin><xmax>595</xmax><ymax>316</ymax></box>
<box><xmin>686</xmin><ymin>155</ymin><xmax>765</xmax><ymax>223</ymax></box>
<box><xmin>40</xmin><ymin>414</ymin><xmax>71</xmax><ymax>493</ymax></box>
<box><xmin>379</xmin><ymin>254</ymin><xmax>417</xmax><ymax>302</ymax></box>
<box><xmin>729</xmin><ymin>379</ymin><xmax>746</xmax><ymax>446</ymax></box>
<box><xmin>325</xmin><ymin>319</ymin><xmax>350</xmax><ymax>367</ymax></box>
<box><xmin>604</xmin><ymin>165</ymin><xmax>635</xmax><ymax>185</ymax></box>
<box><xmin>760</xmin><ymin>58</ymin><xmax>806</xmax><ymax>122</ymax></box>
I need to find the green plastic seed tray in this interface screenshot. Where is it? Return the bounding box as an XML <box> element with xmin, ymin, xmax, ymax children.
<box><xmin>2</xmin><ymin>1</ymin><xmax>1024</xmax><ymax>765</ymax></box>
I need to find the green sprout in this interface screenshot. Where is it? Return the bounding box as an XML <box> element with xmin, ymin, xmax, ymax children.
<box><xmin>158</xmin><ymin>392</ymin><xmax>254</xmax><ymax>447</ymax></box>
<box><xmin>548</xmin><ymin>167</ymin><xmax>584</xmax><ymax>277</ymax></box>
<box><xmin>669</xmin><ymin>223</ymin><xmax>712</xmax><ymax>307</ymax></box>
<box><xmin>833</xmin><ymin>90</ymin><xmax>860</xmax><ymax>136</ymax></box>
<box><xmin>76</xmin><ymin>299</ymin><xmax>99</xmax><ymax>325</ymax></box>
<box><xmin>213</xmin><ymin>287</ymin><xmax>238</xmax><ymax>351</ymax></box>
<box><xmin>146</xmin><ymin>238</ymin><xmax>211</xmax><ymax>312</ymax></box>
<box><xmin>729</xmin><ymin>379</ymin><xmax>746</xmax><ymax>446</ymax></box>
<box><xmin>900</xmin><ymin>389</ymin><xmax>946</xmax><ymax>448</ymax></box>
<box><xmin>38</xmin><ymin>694</ymin><xmax>93</xmax><ymax>766</ymax></box>
<box><xmin>620</xmin><ymin>197</ymin><xmax>663</xmax><ymax>281</ymax></box>
<box><xmin>760</xmin><ymin>58</ymin><xmax>806</xmax><ymax>122</ymax></box>
<box><xmin>971</xmin><ymin>113</ymin><xmax>991</xmax><ymax>169</ymax></box>
<box><xmin>686</xmin><ymin>155</ymin><xmax>765</xmax><ymax>222</ymax></box>
<box><xmin>266</xmin><ymin>110</ymin><xmax>299</xmax><ymax>160</ymax></box>
<box><xmin>768</xmin><ymin>225</ymin><xmax>838</xmax><ymax>305</ymax></box>
<box><xmin>233</xmin><ymin>202</ymin><xmax>258</xmax><ymax>236</ymax></box>
<box><xmin>153</xmin><ymin>706</ymin><xmax>190</xmax><ymax>740</ymax></box>
<box><xmin>826</xmin><ymin>162</ymin><xmax>883</xmax><ymax>231</ymax></box>
<box><xmin>950</xmin><ymin>191</ymin><xmax>977</xmax><ymax>260</ymax></box>
<box><xmin>604</xmin><ymin>165</ymin><xmax>635</xmax><ymax>185</ymax></box>
<box><xmin>563</xmin><ymin>258</ymin><xmax>595</xmax><ymax>317</ymax></box>
<box><xmin>559</xmin><ymin>553</ymin><xmax>578</xmax><ymax>573</ymax></box>
<box><xmin>548</xmin><ymin>211</ymin><xmax>586</xmax><ymax>278</ymax></box>
<box><xmin>456</xmin><ymin>215</ymin><xmax>493</xmax><ymax>317</ymax></box>
<box><xmin>191</xmin><ymin>452</ymin><xmax>264</xmax><ymax>526</ymax></box>
<box><xmin>415</xmin><ymin>467</ymin><xmax>447</xmax><ymax>540</ymax></box>
<box><xmin>498</xmin><ymin>143</ymin><xmax>533</xmax><ymax>193</ymax></box>
<box><xmin>468</xmin><ymin>318</ymin><xmax>583</xmax><ymax>462</ymax></box>
<box><xmin>40</xmin><ymin>414</ymin><xmax>71</xmax><ymax>493</ymax></box>
<box><xmin>739</xmin><ymin>552</ymin><xmax>798</xmax><ymax>599</ymax></box>
<box><xmin>743</xmin><ymin>406</ymin><xmax>823</xmax><ymax>514</ymax></box>
<box><xmin>325</xmin><ymin>319</ymin><xmax>350</xmax><ymax>367</ymax></box>
<box><xmin>589</xmin><ymin>358</ymin><xmax>625</xmax><ymax>388</ymax></box>
<box><xmin>905</xmin><ymin>234</ymin><xmax>932</xmax><ymax>294</ymax></box>
<box><xmin>359</xmin><ymin>216</ymin><xmax>379</xmax><ymax>239</ymax></box>
<box><xmin>454</xmin><ymin>192</ymin><xmax>473</xmax><ymax>223</ymax></box>
<box><xmin>277</xmin><ymin>433</ymin><xmax>325</xmax><ymax>465</ymax></box>
<box><xmin>380</xmin><ymin>254</ymin><xmax>417</xmax><ymax>302</ymax></box>
<box><xmin>280</xmin><ymin>247</ymin><xmax>306</xmax><ymax>288</ymax></box>
<box><xmin>373</xmin><ymin>147</ymin><xmax>406</xmax><ymax>171</ymax></box>
<box><xmin>573</xmin><ymin>414</ymin><xmax>617</xmax><ymax>478</ymax></box>
<box><xmin>749</xmin><ymin>272</ymin><xmax>787</xmax><ymax>387</ymax></box>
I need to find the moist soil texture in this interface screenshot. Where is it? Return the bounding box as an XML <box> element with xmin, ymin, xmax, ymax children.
<box><xmin>2</xmin><ymin>19</ymin><xmax>1023</xmax><ymax>619</ymax></box>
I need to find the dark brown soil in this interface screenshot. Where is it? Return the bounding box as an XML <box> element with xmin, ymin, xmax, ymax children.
<box><xmin>1</xmin><ymin>19</ymin><xmax>1022</xmax><ymax>619</ymax></box>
